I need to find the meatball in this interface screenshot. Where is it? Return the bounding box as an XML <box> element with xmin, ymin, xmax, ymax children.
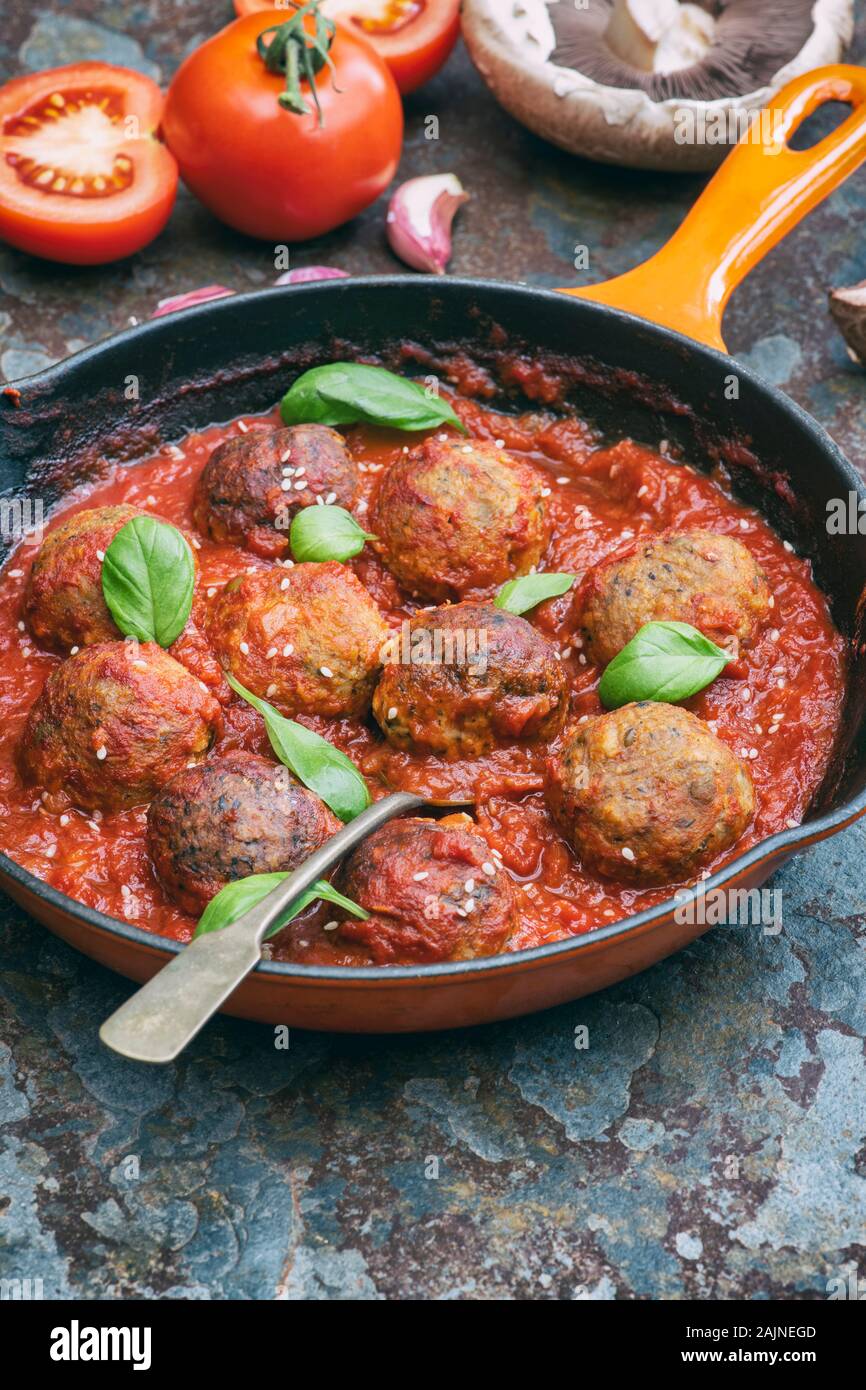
<box><xmin>194</xmin><ymin>425</ymin><xmax>358</xmax><ymax>559</ymax></box>
<box><xmin>336</xmin><ymin>817</ymin><xmax>516</xmax><ymax>964</ymax></box>
<box><xmin>207</xmin><ymin>561</ymin><xmax>388</xmax><ymax>717</ymax></box>
<box><xmin>24</xmin><ymin>505</ymin><xmax>148</xmax><ymax>652</ymax></box>
<box><xmin>369</xmin><ymin>437</ymin><xmax>550</xmax><ymax>601</ymax></box>
<box><xmin>373</xmin><ymin>601</ymin><xmax>568</xmax><ymax>758</ymax></box>
<box><xmin>580</xmin><ymin>530</ymin><xmax>772</xmax><ymax>666</ymax></box>
<box><xmin>545</xmin><ymin>702</ymin><xmax>755</xmax><ymax>885</ymax></box>
<box><xmin>147</xmin><ymin>750</ymin><xmax>341</xmax><ymax>915</ymax></box>
<box><xmin>19</xmin><ymin>641</ymin><xmax>221</xmax><ymax>814</ymax></box>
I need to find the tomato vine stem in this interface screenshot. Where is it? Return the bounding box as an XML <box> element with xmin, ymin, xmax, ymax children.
<box><xmin>256</xmin><ymin>0</ymin><xmax>338</xmax><ymax>125</ymax></box>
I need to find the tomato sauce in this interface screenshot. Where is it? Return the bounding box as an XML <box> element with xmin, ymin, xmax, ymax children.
<box><xmin>0</xmin><ymin>398</ymin><xmax>847</xmax><ymax>965</ymax></box>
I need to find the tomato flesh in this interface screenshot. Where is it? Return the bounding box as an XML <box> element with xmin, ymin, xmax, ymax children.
<box><xmin>0</xmin><ymin>64</ymin><xmax>177</xmax><ymax>265</ymax></box>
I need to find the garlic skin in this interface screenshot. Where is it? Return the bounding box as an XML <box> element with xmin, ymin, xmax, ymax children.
<box><xmin>386</xmin><ymin>174</ymin><xmax>469</xmax><ymax>275</ymax></box>
<box><xmin>151</xmin><ymin>285</ymin><xmax>234</xmax><ymax>318</ymax></box>
<box><xmin>274</xmin><ymin>266</ymin><xmax>349</xmax><ymax>285</ymax></box>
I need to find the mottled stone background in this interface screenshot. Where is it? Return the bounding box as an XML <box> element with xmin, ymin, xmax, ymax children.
<box><xmin>1</xmin><ymin>3</ymin><xmax>865</xmax><ymax>1300</ymax></box>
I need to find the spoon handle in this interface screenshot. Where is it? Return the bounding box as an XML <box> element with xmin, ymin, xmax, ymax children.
<box><xmin>99</xmin><ymin>791</ymin><xmax>424</xmax><ymax>1063</ymax></box>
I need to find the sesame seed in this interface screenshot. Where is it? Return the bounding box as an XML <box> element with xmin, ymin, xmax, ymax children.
<box><xmin>464</xmin><ymin>879</ymin><xmax>475</xmax><ymax>893</ymax></box>
<box><xmin>739</xmin><ymin>519</ymin><xmax>749</xmax><ymax>530</ymax></box>
<box><xmin>769</xmin><ymin>628</ymin><xmax>780</xmax><ymax>642</ymax></box>
<box><xmin>133</xmin><ymin>660</ymin><xmax>146</xmax><ymax>670</ymax></box>
<box><xmin>402</xmin><ymin>446</ymin><xmax>409</xmax><ymax>455</ymax></box>
<box><xmin>146</xmin><ymin>495</ymin><xmax>156</xmax><ymax>506</ymax></box>
<box><xmin>294</xmin><ymin>480</ymin><xmax>307</xmax><ymax>491</ymax></box>
<box><xmin>561</xmin><ymin>647</ymin><xmax>572</xmax><ymax>659</ymax></box>
<box><xmin>21</xmin><ymin>647</ymin><xmax>30</xmax><ymax>657</ymax></box>
<box><xmin>198</xmin><ymin>681</ymin><xmax>208</xmax><ymax>692</ymax></box>
<box><xmin>320</xmin><ymin>666</ymin><xmax>333</xmax><ymax>678</ymax></box>
<box><xmin>463</xmin><ymin>897</ymin><xmax>475</xmax><ymax>912</ymax></box>
<box><xmin>413</xmin><ymin>871</ymin><xmax>429</xmax><ymax>882</ymax></box>
<box><xmin>742</xmin><ymin>687</ymin><xmax>752</xmax><ymax>702</ymax></box>
<box><xmin>17</xmin><ymin>621</ymin><xmax>24</xmax><ymax>631</ymax></box>
<box><xmin>237</xmin><ymin>420</ymin><xmax>248</xmax><ymax>433</ymax></box>
<box><xmin>281</xmin><ymin>449</ymin><xmax>293</xmax><ymax>463</ymax></box>
<box><xmin>282</xmin><ymin>466</ymin><xmax>295</xmax><ymax>477</ymax></box>
<box><xmin>557</xmin><ymin>476</ymin><xmax>569</xmax><ymax>485</ymax></box>
<box><xmin>462</xmin><ymin>444</ymin><xmax>473</xmax><ymax>454</ymax></box>
<box><xmin>491</xmin><ymin>848</ymin><xmax>503</xmax><ymax>859</ymax></box>
<box><xmin>294</xmin><ymin>466</ymin><xmax>306</xmax><ymax>477</ymax></box>
<box><xmin>768</xmin><ymin>595</ymin><xmax>775</xmax><ymax>608</ymax></box>
<box><xmin>541</xmin><ymin>487</ymin><xmax>551</xmax><ymax>498</ymax></box>
<box><xmin>495</xmin><ymin>438</ymin><xmax>505</xmax><ymax>448</ymax></box>
<box><xmin>740</xmin><ymin>747</ymin><xmax>750</xmax><ymax>758</ymax></box>
<box><xmin>280</xmin><ymin>578</ymin><xmax>290</xmax><ymax>591</ymax></box>
<box><xmin>325</xmin><ymin>492</ymin><xmax>337</xmax><ymax>505</ymax></box>
<box><xmin>387</xmin><ymin>706</ymin><xmax>397</xmax><ymax>720</ymax></box>
<box><xmin>281</xmin><ymin>479</ymin><xmax>293</xmax><ymax>491</ymax></box>
<box><xmin>283</xmin><ymin>643</ymin><xmax>294</xmax><ymax>656</ymax></box>
<box><xmin>637</xmin><ymin>485</ymin><xmax>648</xmax><ymax>498</ymax></box>
<box><xmin>207</xmin><ymin>587</ymin><xmax>217</xmax><ymax>598</ymax></box>
<box><xmin>191</xmin><ymin>537</ymin><xmax>201</xmax><ymax>550</ymax></box>
<box><xmin>482</xmin><ymin>862</ymin><xmax>495</xmax><ymax>876</ymax></box>
<box><xmin>96</xmin><ymin>550</ymin><xmax>105</xmax><ymax>561</ymax></box>
<box><xmin>621</xmin><ymin>847</ymin><xmax>635</xmax><ymax>861</ymax></box>
<box><xmin>239</xmin><ymin>640</ymin><xmax>249</xmax><ymax>654</ymax></box>
<box><xmin>8</xmin><ymin>569</ymin><xmax>22</xmax><ymax>578</ymax></box>
<box><xmin>783</xmin><ymin>540</ymin><xmax>794</xmax><ymax>553</ymax></box>
<box><xmin>96</xmin><ymin>746</ymin><xmax>107</xmax><ymax>760</ymax></box>
<box><xmin>45</xmin><ymin>844</ymin><xmax>56</xmax><ymax>859</ymax></box>
<box><xmin>88</xmin><ymin>820</ymin><xmax>100</xmax><ymax>833</ymax></box>
<box><xmin>621</xmin><ymin>529</ymin><xmax>634</xmax><ymax>540</ymax></box>
<box><xmin>578</xmin><ymin>653</ymin><xmax>586</xmax><ymax>665</ymax></box>
<box><xmin>749</xmin><ymin>747</ymin><xmax>758</xmax><ymax>759</ymax></box>
<box><xmin>266</xmin><ymin>646</ymin><xmax>278</xmax><ymax>659</ymax></box>
<box><xmin>315</xmin><ymin>495</ymin><xmax>324</xmax><ymax>506</ymax></box>
<box><xmin>59</xmin><ymin>815</ymin><xmax>69</xmax><ymax>826</ymax></box>
<box><xmin>438</xmin><ymin>433</ymin><xmax>448</xmax><ymax>442</ymax></box>
<box><xmin>267</xmin><ymin>683</ymin><xmax>277</xmax><ymax>697</ymax></box>
<box><xmin>786</xmin><ymin>818</ymin><xmax>799</xmax><ymax>829</ymax></box>
<box><xmin>323</xmin><ymin>920</ymin><xmax>339</xmax><ymax>932</ymax></box>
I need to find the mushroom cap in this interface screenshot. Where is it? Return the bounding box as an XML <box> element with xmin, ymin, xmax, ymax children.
<box><xmin>461</xmin><ymin>0</ymin><xmax>853</xmax><ymax>172</ymax></box>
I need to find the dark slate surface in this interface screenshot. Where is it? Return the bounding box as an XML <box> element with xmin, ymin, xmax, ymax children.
<box><xmin>1</xmin><ymin>3</ymin><xmax>865</xmax><ymax>1301</ymax></box>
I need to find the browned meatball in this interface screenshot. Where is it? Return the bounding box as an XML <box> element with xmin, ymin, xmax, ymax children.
<box><xmin>19</xmin><ymin>642</ymin><xmax>221</xmax><ymax>813</ymax></box>
<box><xmin>336</xmin><ymin>817</ymin><xmax>516</xmax><ymax>964</ymax></box>
<box><xmin>146</xmin><ymin>750</ymin><xmax>341</xmax><ymax>915</ymax></box>
<box><xmin>545</xmin><ymin>702</ymin><xmax>755</xmax><ymax>885</ymax></box>
<box><xmin>24</xmin><ymin>505</ymin><xmax>147</xmax><ymax>652</ymax></box>
<box><xmin>207</xmin><ymin>561</ymin><xmax>388</xmax><ymax>717</ymax></box>
<box><xmin>194</xmin><ymin>425</ymin><xmax>358</xmax><ymax>559</ymax></box>
<box><xmin>580</xmin><ymin>530</ymin><xmax>772</xmax><ymax>666</ymax></box>
<box><xmin>372</xmin><ymin>601</ymin><xmax>568</xmax><ymax>759</ymax></box>
<box><xmin>369</xmin><ymin>437</ymin><xmax>550</xmax><ymax>601</ymax></box>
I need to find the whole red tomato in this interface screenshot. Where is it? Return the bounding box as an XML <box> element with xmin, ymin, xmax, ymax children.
<box><xmin>234</xmin><ymin>0</ymin><xmax>461</xmax><ymax>94</ymax></box>
<box><xmin>162</xmin><ymin>8</ymin><xmax>403</xmax><ymax>242</ymax></box>
<box><xmin>0</xmin><ymin>63</ymin><xmax>177</xmax><ymax>265</ymax></box>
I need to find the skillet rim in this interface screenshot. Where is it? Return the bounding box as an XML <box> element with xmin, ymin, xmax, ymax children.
<box><xmin>2</xmin><ymin>275</ymin><xmax>865</xmax><ymax>984</ymax></box>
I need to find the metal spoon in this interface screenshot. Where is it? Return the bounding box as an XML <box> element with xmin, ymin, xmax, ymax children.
<box><xmin>99</xmin><ymin>791</ymin><xmax>466</xmax><ymax>1064</ymax></box>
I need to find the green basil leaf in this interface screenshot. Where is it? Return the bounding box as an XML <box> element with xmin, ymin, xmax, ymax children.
<box><xmin>598</xmin><ymin>621</ymin><xmax>732</xmax><ymax>709</ymax></box>
<box><xmin>193</xmin><ymin>872</ymin><xmax>368</xmax><ymax>941</ymax></box>
<box><xmin>226</xmin><ymin>674</ymin><xmax>371</xmax><ymax>822</ymax></box>
<box><xmin>290</xmin><ymin>505</ymin><xmax>376</xmax><ymax>563</ymax></box>
<box><xmin>494</xmin><ymin>572</ymin><xmax>575</xmax><ymax>615</ymax></box>
<box><xmin>101</xmin><ymin>516</ymin><xmax>194</xmax><ymax>648</ymax></box>
<box><xmin>280</xmin><ymin>363</ymin><xmax>466</xmax><ymax>434</ymax></box>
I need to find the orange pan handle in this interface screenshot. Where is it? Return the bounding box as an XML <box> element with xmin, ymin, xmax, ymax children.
<box><xmin>560</xmin><ymin>65</ymin><xmax>866</xmax><ymax>353</ymax></box>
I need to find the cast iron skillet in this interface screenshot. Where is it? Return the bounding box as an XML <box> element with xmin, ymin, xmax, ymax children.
<box><xmin>2</xmin><ymin>67</ymin><xmax>866</xmax><ymax>1032</ymax></box>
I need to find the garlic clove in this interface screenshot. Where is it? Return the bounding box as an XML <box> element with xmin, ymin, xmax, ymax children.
<box><xmin>274</xmin><ymin>266</ymin><xmax>350</xmax><ymax>284</ymax></box>
<box><xmin>386</xmin><ymin>173</ymin><xmax>469</xmax><ymax>276</ymax></box>
<box><xmin>151</xmin><ymin>285</ymin><xmax>234</xmax><ymax>318</ymax></box>
<box><xmin>829</xmin><ymin>280</ymin><xmax>866</xmax><ymax>367</ymax></box>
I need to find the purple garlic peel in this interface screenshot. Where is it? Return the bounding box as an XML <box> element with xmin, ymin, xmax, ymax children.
<box><xmin>386</xmin><ymin>174</ymin><xmax>469</xmax><ymax>275</ymax></box>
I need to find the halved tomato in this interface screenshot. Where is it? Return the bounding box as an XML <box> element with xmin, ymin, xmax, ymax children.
<box><xmin>233</xmin><ymin>0</ymin><xmax>460</xmax><ymax>94</ymax></box>
<box><xmin>0</xmin><ymin>63</ymin><xmax>178</xmax><ymax>265</ymax></box>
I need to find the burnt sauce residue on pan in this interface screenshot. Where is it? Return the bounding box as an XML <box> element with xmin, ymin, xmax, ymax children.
<box><xmin>0</xmin><ymin>376</ymin><xmax>846</xmax><ymax>967</ymax></box>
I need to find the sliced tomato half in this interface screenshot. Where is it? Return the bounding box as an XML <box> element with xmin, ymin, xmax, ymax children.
<box><xmin>233</xmin><ymin>0</ymin><xmax>460</xmax><ymax>95</ymax></box>
<box><xmin>0</xmin><ymin>63</ymin><xmax>178</xmax><ymax>265</ymax></box>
